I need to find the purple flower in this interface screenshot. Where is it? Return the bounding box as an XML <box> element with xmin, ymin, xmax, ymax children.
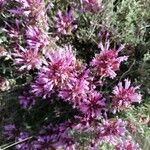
<box><xmin>15</xmin><ymin>132</ymin><xmax>32</xmax><ymax>150</ymax></box>
<box><xmin>79</xmin><ymin>91</ymin><xmax>106</xmax><ymax>119</ymax></box>
<box><xmin>91</xmin><ymin>41</ymin><xmax>128</xmax><ymax>79</ymax></box>
<box><xmin>34</xmin><ymin>122</ymin><xmax>75</xmax><ymax>149</ymax></box>
<box><xmin>112</xmin><ymin>79</ymin><xmax>142</xmax><ymax>112</ymax></box>
<box><xmin>73</xmin><ymin>119</ymin><xmax>127</xmax><ymax>147</ymax></box>
<box><xmin>12</xmin><ymin>46</ymin><xmax>42</xmax><ymax>71</ymax></box>
<box><xmin>4</xmin><ymin>20</ymin><xmax>22</xmax><ymax>40</ymax></box>
<box><xmin>31</xmin><ymin>46</ymin><xmax>76</xmax><ymax>98</ymax></box>
<box><xmin>98</xmin><ymin>119</ymin><xmax>127</xmax><ymax>144</ymax></box>
<box><xmin>59</xmin><ymin>70</ymin><xmax>90</xmax><ymax>107</ymax></box>
<box><xmin>9</xmin><ymin>0</ymin><xmax>31</xmax><ymax>16</ymax></box>
<box><xmin>16</xmin><ymin>0</ymin><xmax>44</xmax><ymax>9</ymax></box>
<box><xmin>82</xmin><ymin>0</ymin><xmax>103</xmax><ymax>13</ymax></box>
<box><xmin>15</xmin><ymin>0</ymin><xmax>30</xmax><ymax>8</ymax></box>
<box><xmin>19</xmin><ymin>91</ymin><xmax>36</xmax><ymax>109</ymax></box>
<box><xmin>115</xmin><ymin>139</ymin><xmax>141</xmax><ymax>150</ymax></box>
<box><xmin>86</xmin><ymin>140</ymin><xmax>99</xmax><ymax>150</ymax></box>
<box><xmin>26</xmin><ymin>26</ymin><xmax>49</xmax><ymax>51</ymax></box>
<box><xmin>14</xmin><ymin>0</ymin><xmax>44</xmax><ymax>13</ymax></box>
<box><xmin>0</xmin><ymin>0</ymin><xmax>6</xmax><ymax>10</ymax></box>
<box><xmin>3</xmin><ymin>124</ymin><xmax>18</xmax><ymax>140</ymax></box>
<box><xmin>12</xmin><ymin>0</ymin><xmax>49</xmax><ymax>31</ymax></box>
<box><xmin>54</xmin><ymin>9</ymin><xmax>77</xmax><ymax>35</ymax></box>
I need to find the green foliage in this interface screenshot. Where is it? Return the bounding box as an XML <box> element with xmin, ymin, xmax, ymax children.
<box><xmin>103</xmin><ymin>0</ymin><xmax>150</xmax><ymax>45</ymax></box>
<box><xmin>124</xmin><ymin>101</ymin><xmax>150</xmax><ymax>150</ymax></box>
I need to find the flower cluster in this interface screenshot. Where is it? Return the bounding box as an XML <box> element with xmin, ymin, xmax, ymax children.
<box><xmin>25</xmin><ymin>26</ymin><xmax>49</xmax><ymax>51</ymax></box>
<box><xmin>12</xmin><ymin>46</ymin><xmax>42</xmax><ymax>71</ymax></box>
<box><xmin>0</xmin><ymin>0</ymin><xmax>6</xmax><ymax>10</ymax></box>
<box><xmin>31</xmin><ymin>45</ymin><xmax>76</xmax><ymax>98</ymax></box>
<box><xmin>98</xmin><ymin>119</ymin><xmax>127</xmax><ymax>144</ymax></box>
<box><xmin>59</xmin><ymin>69</ymin><xmax>90</xmax><ymax>106</ymax></box>
<box><xmin>3</xmin><ymin>124</ymin><xmax>18</xmax><ymax>140</ymax></box>
<box><xmin>54</xmin><ymin>9</ymin><xmax>77</xmax><ymax>35</ymax></box>
<box><xmin>4</xmin><ymin>122</ymin><xmax>75</xmax><ymax>150</ymax></box>
<box><xmin>82</xmin><ymin>0</ymin><xmax>102</xmax><ymax>13</ymax></box>
<box><xmin>19</xmin><ymin>90</ymin><xmax>36</xmax><ymax>109</ymax></box>
<box><xmin>5</xmin><ymin>0</ymin><xmax>50</xmax><ymax>71</ymax></box>
<box><xmin>14</xmin><ymin>0</ymin><xmax>49</xmax><ymax>30</ymax></box>
<box><xmin>75</xmin><ymin>91</ymin><xmax>106</xmax><ymax>120</ymax></box>
<box><xmin>112</xmin><ymin>78</ymin><xmax>142</xmax><ymax>112</ymax></box>
<box><xmin>115</xmin><ymin>139</ymin><xmax>141</xmax><ymax>150</ymax></box>
<box><xmin>91</xmin><ymin>41</ymin><xmax>128</xmax><ymax>79</ymax></box>
<box><xmin>5</xmin><ymin>42</ymin><xmax>142</xmax><ymax>149</ymax></box>
<box><xmin>2</xmin><ymin>0</ymin><xmax>143</xmax><ymax>149</ymax></box>
<box><xmin>34</xmin><ymin>122</ymin><xmax>75</xmax><ymax>150</ymax></box>
<box><xmin>3</xmin><ymin>125</ymin><xmax>34</xmax><ymax>150</ymax></box>
<box><xmin>4</xmin><ymin>19</ymin><xmax>22</xmax><ymax>40</ymax></box>
<box><xmin>72</xmin><ymin>119</ymin><xmax>127</xmax><ymax>149</ymax></box>
<box><xmin>15</xmin><ymin>132</ymin><xmax>32</xmax><ymax>150</ymax></box>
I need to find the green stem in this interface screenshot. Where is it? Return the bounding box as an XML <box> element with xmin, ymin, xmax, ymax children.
<box><xmin>1</xmin><ymin>136</ymin><xmax>33</xmax><ymax>150</ymax></box>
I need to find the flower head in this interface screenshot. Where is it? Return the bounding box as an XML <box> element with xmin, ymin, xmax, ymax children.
<box><xmin>31</xmin><ymin>46</ymin><xmax>76</xmax><ymax>98</ymax></box>
<box><xmin>82</xmin><ymin>0</ymin><xmax>102</xmax><ymax>13</ymax></box>
<box><xmin>115</xmin><ymin>139</ymin><xmax>141</xmax><ymax>150</ymax></box>
<box><xmin>86</xmin><ymin>140</ymin><xmax>99</xmax><ymax>150</ymax></box>
<box><xmin>34</xmin><ymin>122</ymin><xmax>75</xmax><ymax>149</ymax></box>
<box><xmin>15</xmin><ymin>132</ymin><xmax>32</xmax><ymax>150</ymax></box>
<box><xmin>3</xmin><ymin>124</ymin><xmax>18</xmax><ymax>140</ymax></box>
<box><xmin>98</xmin><ymin>119</ymin><xmax>127</xmax><ymax>144</ymax></box>
<box><xmin>79</xmin><ymin>91</ymin><xmax>106</xmax><ymax>119</ymax></box>
<box><xmin>112</xmin><ymin>79</ymin><xmax>142</xmax><ymax>111</ymax></box>
<box><xmin>19</xmin><ymin>91</ymin><xmax>36</xmax><ymax>109</ymax></box>
<box><xmin>14</xmin><ymin>0</ymin><xmax>44</xmax><ymax>15</ymax></box>
<box><xmin>26</xmin><ymin>26</ymin><xmax>49</xmax><ymax>51</ymax></box>
<box><xmin>0</xmin><ymin>0</ymin><xmax>6</xmax><ymax>10</ymax></box>
<box><xmin>59</xmin><ymin>70</ymin><xmax>90</xmax><ymax>107</ymax></box>
<box><xmin>91</xmin><ymin>41</ymin><xmax>128</xmax><ymax>78</ymax></box>
<box><xmin>9</xmin><ymin>0</ymin><xmax>31</xmax><ymax>16</ymax></box>
<box><xmin>12</xmin><ymin>46</ymin><xmax>42</xmax><ymax>71</ymax></box>
<box><xmin>54</xmin><ymin>9</ymin><xmax>77</xmax><ymax>35</ymax></box>
<box><xmin>4</xmin><ymin>20</ymin><xmax>22</xmax><ymax>40</ymax></box>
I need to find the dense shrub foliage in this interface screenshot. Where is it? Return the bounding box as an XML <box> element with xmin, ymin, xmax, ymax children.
<box><xmin>0</xmin><ymin>0</ymin><xmax>150</xmax><ymax>150</ymax></box>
